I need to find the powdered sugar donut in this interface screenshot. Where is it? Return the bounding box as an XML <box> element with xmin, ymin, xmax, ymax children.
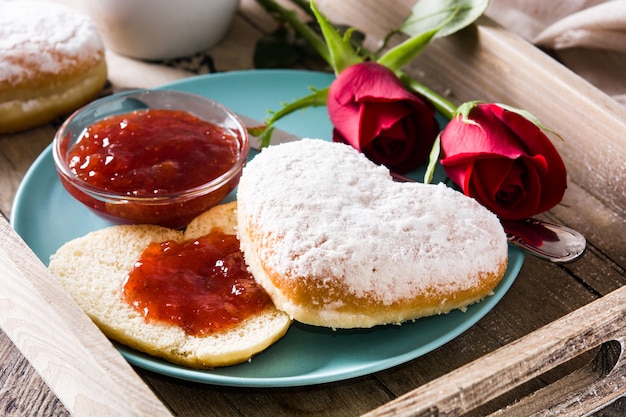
<box><xmin>236</xmin><ymin>139</ymin><xmax>509</xmax><ymax>329</ymax></box>
<box><xmin>0</xmin><ymin>1</ymin><xmax>107</xmax><ymax>134</ymax></box>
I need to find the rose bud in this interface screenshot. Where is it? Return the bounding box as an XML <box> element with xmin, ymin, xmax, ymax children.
<box><xmin>328</xmin><ymin>62</ymin><xmax>439</xmax><ymax>173</ymax></box>
<box><xmin>440</xmin><ymin>102</ymin><xmax>567</xmax><ymax>220</ymax></box>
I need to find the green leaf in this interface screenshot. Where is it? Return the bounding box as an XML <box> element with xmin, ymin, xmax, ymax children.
<box><xmin>377</xmin><ymin>28</ymin><xmax>438</xmax><ymax>71</ymax></box>
<box><xmin>310</xmin><ymin>0</ymin><xmax>362</xmax><ymax>74</ymax></box>
<box><xmin>456</xmin><ymin>100</ymin><xmax>480</xmax><ymax>120</ymax></box>
<box><xmin>496</xmin><ymin>103</ymin><xmax>564</xmax><ymax>141</ymax></box>
<box><xmin>423</xmin><ymin>133</ymin><xmax>441</xmax><ymax>184</ymax></box>
<box><xmin>400</xmin><ymin>0</ymin><xmax>490</xmax><ymax>39</ymax></box>
<box><xmin>380</xmin><ymin>0</ymin><xmax>487</xmax><ymax>71</ymax></box>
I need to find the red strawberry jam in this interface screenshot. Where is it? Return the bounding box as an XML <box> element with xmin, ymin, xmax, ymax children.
<box><xmin>61</xmin><ymin>109</ymin><xmax>244</xmax><ymax>228</ymax></box>
<box><xmin>122</xmin><ymin>230</ymin><xmax>273</xmax><ymax>336</ymax></box>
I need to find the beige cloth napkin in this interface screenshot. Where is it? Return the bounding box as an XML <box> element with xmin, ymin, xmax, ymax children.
<box><xmin>487</xmin><ymin>0</ymin><xmax>626</xmax><ymax>105</ymax></box>
<box><xmin>533</xmin><ymin>1</ymin><xmax>626</xmax><ymax>52</ymax></box>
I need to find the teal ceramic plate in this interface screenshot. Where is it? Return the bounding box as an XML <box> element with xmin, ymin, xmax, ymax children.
<box><xmin>11</xmin><ymin>70</ymin><xmax>524</xmax><ymax>387</ymax></box>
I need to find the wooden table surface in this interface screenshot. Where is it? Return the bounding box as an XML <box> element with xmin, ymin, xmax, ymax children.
<box><xmin>1</xmin><ymin>1</ymin><xmax>625</xmax><ymax>416</ymax></box>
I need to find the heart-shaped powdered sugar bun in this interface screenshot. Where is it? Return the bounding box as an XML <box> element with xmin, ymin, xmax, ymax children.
<box><xmin>236</xmin><ymin>139</ymin><xmax>509</xmax><ymax>329</ymax></box>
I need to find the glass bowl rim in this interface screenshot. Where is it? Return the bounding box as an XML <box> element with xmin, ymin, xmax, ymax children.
<box><xmin>52</xmin><ymin>89</ymin><xmax>250</xmax><ymax>203</ymax></box>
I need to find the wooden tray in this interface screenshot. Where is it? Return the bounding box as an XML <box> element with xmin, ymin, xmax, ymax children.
<box><xmin>1</xmin><ymin>1</ymin><xmax>625</xmax><ymax>415</ymax></box>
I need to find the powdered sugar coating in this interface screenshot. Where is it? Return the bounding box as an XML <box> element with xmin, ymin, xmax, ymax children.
<box><xmin>237</xmin><ymin>139</ymin><xmax>508</xmax><ymax>305</ymax></box>
<box><xmin>0</xmin><ymin>1</ymin><xmax>104</xmax><ymax>86</ymax></box>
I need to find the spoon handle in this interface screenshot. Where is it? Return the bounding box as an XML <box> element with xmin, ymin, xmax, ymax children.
<box><xmin>501</xmin><ymin>218</ymin><xmax>586</xmax><ymax>263</ymax></box>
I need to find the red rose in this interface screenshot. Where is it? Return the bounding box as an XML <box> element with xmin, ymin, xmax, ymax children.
<box><xmin>440</xmin><ymin>102</ymin><xmax>567</xmax><ymax>220</ymax></box>
<box><xmin>327</xmin><ymin>62</ymin><xmax>439</xmax><ymax>173</ymax></box>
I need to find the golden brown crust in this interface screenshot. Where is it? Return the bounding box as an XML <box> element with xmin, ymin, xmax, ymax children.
<box><xmin>265</xmin><ymin>263</ymin><xmax>507</xmax><ymax>328</ymax></box>
<box><xmin>239</xmin><ymin>212</ymin><xmax>508</xmax><ymax>328</ymax></box>
<box><xmin>186</xmin><ymin>200</ymin><xmax>238</xmax><ymax>238</ymax></box>
<box><xmin>0</xmin><ymin>61</ymin><xmax>108</xmax><ymax>134</ymax></box>
<box><xmin>97</xmin><ymin>305</ymin><xmax>290</xmax><ymax>369</ymax></box>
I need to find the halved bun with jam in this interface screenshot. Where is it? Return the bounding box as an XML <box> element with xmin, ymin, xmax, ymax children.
<box><xmin>48</xmin><ymin>202</ymin><xmax>291</xmax><ymax>369</ymax></box>
<box><xmin>236</xmin><ymin>139</ymin><xmax>509</xmax><ymax>329</ymax></box>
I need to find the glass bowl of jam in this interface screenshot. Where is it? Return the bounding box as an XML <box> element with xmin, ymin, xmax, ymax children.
<box><xmin>53</xmin><ymin>89</ymin><xmax>249</xmax><ymax>229</ymax></box>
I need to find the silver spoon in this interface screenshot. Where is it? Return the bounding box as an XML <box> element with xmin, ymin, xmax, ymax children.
<box><xmin>390</xmin><ymin>172</ymin><xmax>586</xmax><ymax>263</ymax></box>
<box><xmin>500</xmin><ymin>218</ymin><xmax>586</xmax><ymax>263</ymax></box>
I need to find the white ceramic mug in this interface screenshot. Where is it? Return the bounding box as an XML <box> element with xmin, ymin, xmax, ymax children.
<box><xmin>82</xmin><ymin>0</ymin><xmax>240</xmax><ymax>60</ymax></box>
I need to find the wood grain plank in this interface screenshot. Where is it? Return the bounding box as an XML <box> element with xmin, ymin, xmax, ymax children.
<box><xmin>549</xmin><ymin>182</ymin><xmax>626</xmax><ymax>272</ymax></box>
<box><xmin>0</xmin><ymin>216</ymin><xmax>173</xmax><ymax>417</ymax></box>
<box><xmin>0</xmin><ymin>340</ymin><xmax>70</xmax><ymax>417</ymax></box>
<box><xmin>371</xmin><ymin>256</ymin><xmax>598</xmax><ymax>415</ymax></box>
<box><xmin>144</xmin><ymin>372</ymin><xmax>393</xmax><ymax>417</ymax></box>
<box><xmin>486</xmin><ymin>340</ymin><xmax>624</xmax><ymax>416</ymax></box>
<box><xmin>362</xmin><ymin>285</ymin><xmax>626</xmax><ymax>417</ymax></box>
<box><xmin>0</xmin><ymin>126</ymin><xmax>53</xmax><ymax>218</ymax></box>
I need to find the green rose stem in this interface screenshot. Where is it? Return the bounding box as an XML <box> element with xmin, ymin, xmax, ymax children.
<box><xmin>400</xmin><ymin>75</ymin><xmax>457</xmax><ymax>120</ymax></box>
<box><xmin>286</xmin><ymin>0</ymin><xmax>315</xmax><ymax>17</ymax></box>
<box><xmin>255</xmin><ymin>0</ymin><xmax>331</xmax><ymax>64</ymax></box>
<box><xmin>251</xmin><ymin>87</ymin><xmax>330</xmax><ymax>148</ymax></box>
<box><xmin>400</xmin><ymin>75</ymin><xmax>457</xmax><ymax>184</ymax></box>
<box><xmin>397</xmin><ymin>72</ymin><xmax>462</xmax><ymax>183</ymax></box>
